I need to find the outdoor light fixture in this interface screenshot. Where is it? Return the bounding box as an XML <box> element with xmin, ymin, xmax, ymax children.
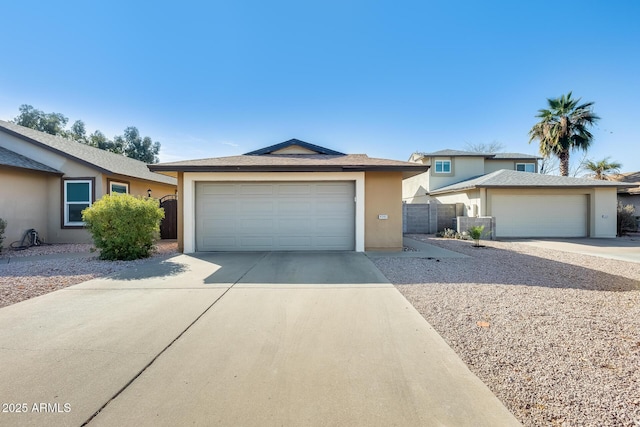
<box><xmin>147</xmin><ymin>188</ymin><xmax>152</xmax><ymax>198</ymax></box>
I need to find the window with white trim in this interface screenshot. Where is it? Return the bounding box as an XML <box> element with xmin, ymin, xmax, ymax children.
<box><xmin>516</xmin><ymin>163</ymin><xmax>535</xmax><ymax>173</ymax></box>
<box><xmin>64</xmin><ymin>179</ymin><xmax>92</xmax><ymax>226</ymax></box>
<box><xmin>434</xmin><ymin>160</ymin><xmax>451</xmax><ymax>173</ymax></box>
<box><xmin>110</xmin><ymin>181</ymin><xmax>129</xmax><ymax>194</ymax></box>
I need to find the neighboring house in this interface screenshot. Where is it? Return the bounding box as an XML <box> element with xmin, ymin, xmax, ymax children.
<box><xmin>613</xmin><ymin>171</ymin><xmax>640</xmax><ymax>212</ymax></box>
<box><xmin>613</xmin><ymin>171</ymin><xmax>640</xmax><ymax>229</ymax></box>
<box><xmin>0</xmin><ymin>120</ymin><xmax>177</xmax><ymax>248</ymax></box>
<box><xmin>148</xmin><ymin>139</ymin><xmax>428</xmax><ymax>253</ymax></box>
<box><xmin>403</xmin><ymin>149</ymin><xmax>624</xmax><ymax>238</ymax></box>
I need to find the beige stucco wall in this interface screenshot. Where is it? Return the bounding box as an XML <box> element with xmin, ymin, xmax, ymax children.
<box><xmin>484</xmin><ymin>160</ymin><xmax>538</xmax><ymax>174</ymax></box>
<box><xmin>364</xmin><ymin>171</ymin><xmax>403</xmax><ymax>251</ymax></box>
<box><xmin>402</xmin><ymin>172</ymin><xmax>429</xmax><ymax>204</ymax></box>
<box><xmin>428</xmin><ymin>157</ymin><xmax>485</xmax><ymax>191</ymax></box>
<box><xmin>101</xmin><ymin>175</ymin><xmax>176</xmax><ymax>199</ymax></box>
<box><xmin>591</xmin><ymin>188</ymin><xmax>617</xmax><ymax>237</ymax></box>
<box><xmin>434</xmin><ymin>189</ymin><xmax>481</xmax><ymax>217</ymax></box>
<box><xmin>0</xmin><ymin>168</ymin><xmax>53</xmax><ymax>248</ymax></box>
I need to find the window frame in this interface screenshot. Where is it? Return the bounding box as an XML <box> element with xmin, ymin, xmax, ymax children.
<box><xmin>61</xmin><ymin>178</ymin><xmax>95</xmax><ymax>228</ymax></box>
<box><xmin>516</xmin><ymin>163</ymin><xmax>536</xmax><ymax>173</ymax></box>
<box><xmin>434</xmin><ymin>160</ymin><xmax>452</xmax><ymax>174</ymax></box>
<box><xmin>108</xmin><ymin>178</ymin><xmax>130</xmax><ymax>195</ymax></box>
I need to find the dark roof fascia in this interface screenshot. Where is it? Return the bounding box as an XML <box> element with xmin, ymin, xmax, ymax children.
<box><xmin>0</xmin><ymin>125</ymin><xmax>113</xmax><ymax>175</ymax></box>
<box><xmin>244</xmin><ymin>139</ymin><xmax>345</xmax><ymax>156</ymax></box>
<box><xmin>149</xmin><ymin>164</ymin><xmax>429</xmax><ymax>174</ymax></box>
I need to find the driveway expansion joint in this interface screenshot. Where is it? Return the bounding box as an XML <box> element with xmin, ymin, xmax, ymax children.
<box><xmin>80</xmin><ymin>252</ymin><xmax>269</xmax><ymax>426</ymax></box>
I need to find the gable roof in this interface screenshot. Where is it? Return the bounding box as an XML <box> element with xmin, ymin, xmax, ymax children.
<box><xmin>430</xmin><ymin>169</ymin><xmax>629</xmax><ymax>195</ymax></box>
<box><xmin>150</xmin><ymin>140</ymin><xmax>429</xmax><ymax>178</ymax></box>
<box><xmin>0</xmin><ymin>146</ymin><xmax>63</xmax><ymax>174</ymax></box>
<box><xmin>413</xmin><ymin>149</ymin><xmax>540</xmax><ymax>160</ymax></box>
<box><xmin>613</xmin><ymin>171</ymin><xmax>640</xmax><ymax>195</ymax></box>
<box><xmin>245</xmin><ymin>139</ymin><xmax>345</xmax><ymax>155</ymax></box>
<box><xmin>0</xmin><ymin>120</ymin><xmax>176</xmax><ymax>185</ymax></box>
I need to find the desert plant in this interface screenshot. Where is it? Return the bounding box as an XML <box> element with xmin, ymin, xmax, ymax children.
<box><xmin>617</xmin><ymin>202</ymin><xmax>637</xmax><ymax>235</ymax></box>
<box><xmin>437</xmin><ymin>228</ymin><xmax>463</xmax><ymax>239</ymax></box>
<box><xmin>82</xmin><ymin>194</ymin><xmax>164</xmax><ymax>260</ymax></box>
<box><xmin>467</xmin><ymin>225</ymin><xmax>485</xmax><ymax>247</ymax></box>
<box><xmin>0</xmin><ymin>218</ymin><xmax>6</xmax><ymax>253</ymax></box>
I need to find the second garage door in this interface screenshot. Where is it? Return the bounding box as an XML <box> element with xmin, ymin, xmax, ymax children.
<box><xmin>492</xmin><ymin>194</ymin><xmax>588</xmax><ymax>238</ymax></box>
<box><xmin>195</xmin><ymin>182</ymin><xmax>355</xmax><ymax>251</ymax></box>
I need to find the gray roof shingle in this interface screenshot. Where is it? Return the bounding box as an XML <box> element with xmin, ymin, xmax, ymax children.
<box><xmin>0</xmin><ymin>120</ymin><xmax>176</xmax><ymax>185</ymax></box>
<box><xmin>431</xmin><ymin>169</ymin><xmax>628</xmax><ymax>194</ymax></box>
<box><xmin>414</xmin><ymin>149</ymin><xmax>540</xmax><ymax>160</ymax></box>
<box><xmin>0</xmin><ymin>146</ymin><xmax>62</xmax><ymax>174</ymax></box>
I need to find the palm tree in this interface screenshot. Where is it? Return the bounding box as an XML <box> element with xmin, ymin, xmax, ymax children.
<box><xmin>528</xmin><ymin>92</ymin><xmax>600</xmax><ymax>176</ymax></box>
<box><xmin>583</xmin><ymin>157</ymin><xmax>622</xmax><ymax>180</ymax></box>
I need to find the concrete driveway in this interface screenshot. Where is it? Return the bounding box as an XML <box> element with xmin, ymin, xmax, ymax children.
<box><xmin>0</xmin><ymin>252</ymin><xmax>519</xmax><ymax>427</ymax></box>
<box><xmin>511</xmin><ymin>237</ymin><xmax>640</xmax><ymax>263</ymax></box>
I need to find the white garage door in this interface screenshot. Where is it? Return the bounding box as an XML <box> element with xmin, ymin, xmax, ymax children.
<box><xmin>492</xmin><ymin>194</ymin><xmax>588</xmax><ymax>238</ymax></box>
<box><xmin>195</xmin><ymin>182</ymin><xmax>355</xmax><ymax>251</ymax></box>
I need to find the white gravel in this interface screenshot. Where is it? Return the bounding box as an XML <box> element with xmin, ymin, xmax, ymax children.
<box><xmin>0</xmin><ymin>242</ymin><xmax>178</xmax><ymax>308</ymax></box>
<box><xmin>373</xmin><ymin>235</ymin><xmax>640</xmax><ymax>427</ymax></box>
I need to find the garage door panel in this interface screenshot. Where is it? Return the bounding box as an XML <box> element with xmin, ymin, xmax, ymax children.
<box><xmin>277</xmin><ymin>236</ymin><xmax>313</xmax><ymax>247</ymax></box>
<box><xmin>239</xmin><ymin>184</ymin><xmax>275</xmax><ymax>195</ymax></box>
<box><xmin>200</xmin><ymin>219</ymin><xmax>235</xmax><ymax>233</ymax></box>
<box><xmin>239</xmin><ymin>218</ymin><xmax>274</xmax><ymax>233</ymax></box>
<box><xmin>278</xmin><ymin>201</ymin><xmax>312</xmax><ymax>214</ymax></box>
<box><xmin>199</xmin><ymin>184</ymin><xmax>236</xmax><ymax>196</ymax></box>
<box><xmin>493</xmin><ymin>194</ymin><xmax>587</xmax><ymax>238</ymax></box>
<box><xmin>278</xmin><ymin>184</ymin><xmax>311</xmax><ymax>195</ymax></box>
<box><xmin>317</xmin><ymin>183</ymin><xmax>352</xmax><ymax>194</ymax></box>
<box><xmin>196</xmin><ymin>182</ymin><xmax>355</xmax><ymax>251</ymax></box>
<box><xmin>239</xmin><ymin>237</ymin><xmax>275</xmax><ymax>248</ymax></box>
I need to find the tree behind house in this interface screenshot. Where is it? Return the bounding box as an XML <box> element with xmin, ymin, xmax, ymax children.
<box><xmin>528</xmin><ymin>92</ymin><xmax>599</xmax><ymax>176</ymax></box>
<box><xmin>11</xmin><ymin>104</ymin><xmax>161</xmax><ymax>163</ymax></box>
<box><xmin>584</xmin><ymin>157</ymin><xmax>622</xmax><ymax>180</ymax></box>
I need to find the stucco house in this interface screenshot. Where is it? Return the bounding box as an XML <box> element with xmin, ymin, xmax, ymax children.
<box><xmin>148</xmin><ymin>139</ymin><xmax>428</xmax><ymax>253</ymax></box>
<box><xmin>403</xmin><ymin>149</ymin><xmax>624</xmax><ymax>238</ymax></box>
<box><xmin>0</xmin><ymin>120</ymin><xmax>177</xmax><ymax>248</ymax></box>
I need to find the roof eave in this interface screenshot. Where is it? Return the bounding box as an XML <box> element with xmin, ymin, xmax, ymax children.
<box><xmin>149</xmin><ymin>164</ymin><xmax>430</xmax><ymax>175</ymax></box>
<box><xmin>0</xmin><ymin>126</ymin><xmax>113</xmax><ymax>175</ymax></box>
<box><xmin>0</xmin><ymin>164</ymin><xmax>64</xmax><ymax>176</ymax></box>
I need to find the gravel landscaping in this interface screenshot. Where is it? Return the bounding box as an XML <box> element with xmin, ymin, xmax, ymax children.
<box><xmin>373</xmin><ymin>235</ymin><xmax>640</xmax><ymax>427</ymax></box>
<box><xmin>0</xmin><ymin>242</ymin><xmax>179</xmax><ymax>308</ymax></box>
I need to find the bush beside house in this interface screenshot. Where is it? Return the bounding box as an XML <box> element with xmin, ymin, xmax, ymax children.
<box><xmin>82</xmin><ymin>194</ymin><xmax>164</xmax><ymax>260</ymax></box>
<box><xmin>0</xmin><ymin>218</ymin><xmax>6</xmax><ymax>253</ymax></box>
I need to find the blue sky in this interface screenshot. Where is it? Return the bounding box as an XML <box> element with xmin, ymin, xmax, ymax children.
<box><xmin>1</xmin><ymin>1</ymin><xmax>638</xmax><ymax>173</ymax></box>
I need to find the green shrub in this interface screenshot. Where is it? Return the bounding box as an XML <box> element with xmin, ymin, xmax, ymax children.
<box><xmin>617</xmin><ymin>202</ymin><xmax>637</xmax><ymax>235</ymax></box>
<box><xmin>82</xmin><ymin>194</ymin><xmax>164</xmax><ymax>260</ymax></box>
<box><xmin>0</xmin><ymin>218</ymin><xmax>6</xmax><ymax>253</ymax></box>
<box><xmin>467</xmin><ymin>225</ymin><xmax>485</xmax><ymax>247</ymax></box>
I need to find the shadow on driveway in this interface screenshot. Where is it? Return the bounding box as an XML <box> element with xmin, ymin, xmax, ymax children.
<box><xmin>193</xmin><ymin>251</ymin><xmax>391</xmax><ymax>285</ymax></box>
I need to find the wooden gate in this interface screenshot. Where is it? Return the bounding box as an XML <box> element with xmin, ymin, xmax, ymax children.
<box><xmin>159</xmin><ymin>195</ymin><xmax>177</xmax><ymax>239</ymax></box>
